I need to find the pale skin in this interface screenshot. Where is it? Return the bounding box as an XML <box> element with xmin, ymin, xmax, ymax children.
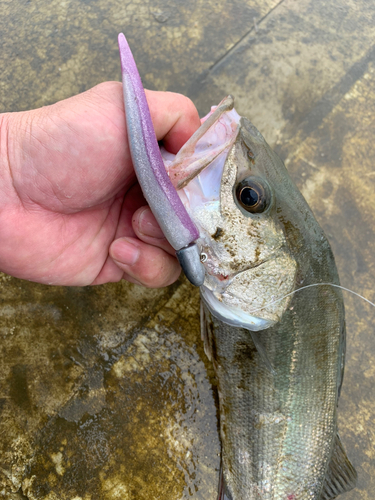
<box><xmin>0</xmin><ymin>81</ymin><xmax>201</xmax><ymax>287</ymax></box>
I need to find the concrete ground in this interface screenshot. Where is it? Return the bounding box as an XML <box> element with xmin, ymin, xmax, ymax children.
<box><xmin>1</xmin><ymin>0</ymin><xmax>375</xmax><ymax>498</ymax></box>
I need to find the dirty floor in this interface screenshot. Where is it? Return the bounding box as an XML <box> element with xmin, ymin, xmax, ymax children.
<box><xmin>1</xmin><ymin>0</ymin><xmax>375</xmax><ymax>499</ymax></box>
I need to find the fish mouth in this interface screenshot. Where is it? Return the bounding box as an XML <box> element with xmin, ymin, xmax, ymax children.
<box><xmin>201</xmin><ymin>250</ymin><xmax>296</xmax><ymax>329</ymax></box>
<box><xmin>201</xmin><ymin>286</ymin><xmax>276</xmax><ymax>332</ymax></box>
<box><xmin>205</xmin><ymin>252</ymin><xmax>272</xmax><ymax>286</ymax></box>
<box><xmin>163</xmin><ymin>97</ymin><xmax>241</xmax><ymax>212</ymax></box>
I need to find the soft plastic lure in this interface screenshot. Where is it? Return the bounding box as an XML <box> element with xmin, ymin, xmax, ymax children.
<box><xmin>118</xmin><ymin>33</ymin><xmax>205</xmax><ymax>286</ymax></box>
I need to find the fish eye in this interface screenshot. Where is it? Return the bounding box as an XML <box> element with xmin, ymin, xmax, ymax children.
<box><xmin>235</xmin><ymin>177</ymin><xmax>269</xmax><ymax>213</ymax></box>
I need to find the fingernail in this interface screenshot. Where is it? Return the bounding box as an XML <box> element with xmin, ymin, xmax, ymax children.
<box><xmin>138</xmin><ymin>208</ymin><xmax>165</xmax><ymax>239</ymax></box>
<box><xmin>111</xmin><ymin>238</ymin><xmax>140</xmax><ymax>266</ymax></box>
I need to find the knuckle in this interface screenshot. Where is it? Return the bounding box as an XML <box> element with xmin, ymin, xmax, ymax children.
<box><xmin>181</xmin><ymin>96</ymin><xmax>199</xmax><ymax>120</ymax></box>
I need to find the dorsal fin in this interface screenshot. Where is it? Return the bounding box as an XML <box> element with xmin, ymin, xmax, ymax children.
<box><xmin>320</xmin><ymin>433</ymin><xmax>357</xmax><ymax>499</ymax></box>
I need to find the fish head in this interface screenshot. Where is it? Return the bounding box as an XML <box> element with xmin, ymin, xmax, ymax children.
<box><xmin>165</xmin><ymin>101</ymin><xmax>298</xmax><ymax>331</ymax></box>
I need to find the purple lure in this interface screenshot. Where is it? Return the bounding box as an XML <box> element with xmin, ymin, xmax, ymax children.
<box><xmin>118</xmin><ymin>33</ymin><xmax>205</xmax><ymax>286</ymax></box>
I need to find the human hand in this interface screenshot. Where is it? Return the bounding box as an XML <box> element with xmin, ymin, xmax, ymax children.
<box><xmin>0</xmin><ymin>82</ymin><xmax>201</xmax><ymax>287</ymax></box>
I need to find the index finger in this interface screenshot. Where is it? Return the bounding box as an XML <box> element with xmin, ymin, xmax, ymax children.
<box><xmin>145</xmin><ymin>89</ymin><xmax>201</xmax><ymax>154</ymax></box>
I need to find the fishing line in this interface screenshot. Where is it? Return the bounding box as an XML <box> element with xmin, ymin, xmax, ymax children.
<box><xmin>242</xmin><ymin>283</ymin><xmax>374</xmax><ymax>375</ymax></box>
<box><xmin>247</xmin><ymin>283</ymin><xmax>375</xmax><ymax>315</ymax></box>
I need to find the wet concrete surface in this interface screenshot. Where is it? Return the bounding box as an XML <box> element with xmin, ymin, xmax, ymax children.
<box><xmin>1</xmin><ymin>0</ymin><xmax>375</xmax><ymax>498</ymax></box>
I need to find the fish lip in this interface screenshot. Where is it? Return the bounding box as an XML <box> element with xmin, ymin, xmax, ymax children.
<box><xmin>202</xmin><ymin>255</ymin><xmax>283</xmax><ymax>322</ymax></box>
<box><xmin>200</xmin><ymin>285</ymin><xmax>275</xmax><ymax>331</ymax></box>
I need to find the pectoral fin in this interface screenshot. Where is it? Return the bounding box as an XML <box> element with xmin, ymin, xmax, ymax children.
<box><xmin>320</xmin><ymin>433</ymin><xmax>357</xmax><ymax>499</ymax></box>
<box><xmin>249</xmin><ymin>330</ymin><xmax>276</xmax><ymax>375</ymax></box>
<box><xmin>201</xmin><ymin>302</ymin><xmax>213</xmax><ymax>362</ymax></box>
<box><xmin>201</xmin><ymin>301</ymin><xmax>275</xmax><ymax>373</ymax></box>
<box><xmin>218</xmin><ymin>465</ymin><xmax>233</xmax><ymax>500</ymax></box>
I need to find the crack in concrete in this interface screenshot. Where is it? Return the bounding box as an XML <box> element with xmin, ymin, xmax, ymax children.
<box><xmin>207</xmin><ymin>0</ymin><xmax>286</xmax><ymax>75</ymax></box>
<box><xmin>277</xmin><ymin>42</ymin><xmax>375</xmax><ymax>154</ymax></box>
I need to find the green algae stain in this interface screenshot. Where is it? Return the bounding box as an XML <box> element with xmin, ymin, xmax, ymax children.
<box><xmin>8</xmin><ymin>365</ymin><xmax>31</xmax><ymax>412</ymax></box>
<box><xmin>22</xmin><ymin>325</ymin><xmax>219</xmax><ymax>500</ymax></box>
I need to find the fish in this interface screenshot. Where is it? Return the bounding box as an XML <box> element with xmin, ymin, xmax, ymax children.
<box><xmin>118</xmin><ymin>35</ymin><xmax>357</xmax><ymax>500</ymax></box>
<box><xmin>162</xmin><ymin>97</ymin><xmax>358</xmax><ymax>499</ymax></box>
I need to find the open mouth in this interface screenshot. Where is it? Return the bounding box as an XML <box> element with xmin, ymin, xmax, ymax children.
<box><xmin>163</xmin><ymin>96</ymin><xmax>241</xmax><ymax>215</ymax></box>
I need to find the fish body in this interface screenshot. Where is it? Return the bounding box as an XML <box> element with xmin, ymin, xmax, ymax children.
<box><xmin>203</xmin><ymin>278</ymin><xmax>348</xmax><ymax>500</ymax></box>
<box><xmin>163</xmin><ymin>99</ymin><xmax>357</xmax><ymax>499</ymax></box>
